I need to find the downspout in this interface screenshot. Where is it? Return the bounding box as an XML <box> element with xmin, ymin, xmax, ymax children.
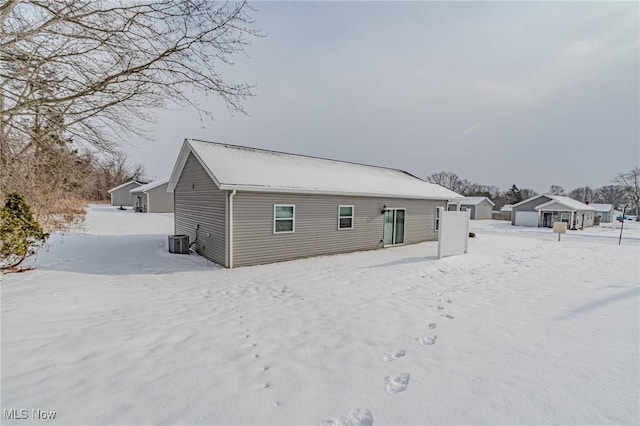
<box><xmin>229</xmin><ymin>189</ymin><xmax>237</xmax><ymax>269</ymax></box>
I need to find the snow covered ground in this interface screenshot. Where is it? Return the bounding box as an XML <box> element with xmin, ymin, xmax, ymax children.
<box><xmin>2</xmin><ymin>205</ymin><xmax>639</xmax><ymax>425</ymax></box>
<box><xmin>470</xmin><ymin>219</ymin><xmax>640</xmax><ymax>244</ymax></box>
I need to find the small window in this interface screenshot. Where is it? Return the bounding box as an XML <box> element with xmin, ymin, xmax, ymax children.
<box><xmin>435</xmin><ymin>206</ymin><xmax>441</xmax><ymax>231</ymax></box>
<box><xmin>561</xmin><ymin>212</ymin><xmax>571</xmax><ymax>223</ymax></box>
<box><xmin>338</xmin><ymin>205</ymin><xmax>354</xmax><ymax>230</ymax></box>
<box><xmin>274</xmin><ymin>205</ymin><xmax>295</xmax><ymax>233</ymax></box>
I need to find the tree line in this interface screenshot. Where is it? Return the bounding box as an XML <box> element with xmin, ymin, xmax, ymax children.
<box><xmin>426</xmin><ymin>168</ymin><xmax>640</xmax><ymax>214</ymax></box>
<box><xmin>1</xmin><ymin>0</ymin><xmax>258</xmax><ymax>229</ymax></box>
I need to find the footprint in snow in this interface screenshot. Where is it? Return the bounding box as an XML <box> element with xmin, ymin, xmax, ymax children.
<box><xmin>439</xmin><ymin>298</ymin><xmax>453</xmax><ymax>304</ymax></box>
<box><xmin>382</xmin><ymin>350</ymin><xmax>406</xmax><ymax>362</ymax></box>
<box><xmin>417</xmin><ymin>335</ymin><xmax>437</xmax><ymax>346</ymax></box>
<box><xmin>427</xmin><ymin>322</ymin><xmax>437</xmax><ymax>329</ymax></box>
<box><xmin>441</xmin><ymin>313</ymin><xmax>455</xmax><ymax>320</ymax></box>
<box><xmin>384</xmin><ymin>373</ymin><xmax>410</xmax><ymax>395</ymax></box>
<box><xmin>436</xmin><ymin>305</ymin><xmax>445</xmax><ymax>310</ymax></box>
<box><xmin>321</xmin><ymin>408</ymin><xmax>374</xmax><ymax>426</ymax></box>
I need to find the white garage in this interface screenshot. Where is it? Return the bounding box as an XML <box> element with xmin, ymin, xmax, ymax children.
<box><xmin>514</xmin><ymin>211</ymin><xmax>539</xmax><ymax>227</ymax></box>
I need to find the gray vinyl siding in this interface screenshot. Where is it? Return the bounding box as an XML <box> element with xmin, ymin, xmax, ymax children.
<box><xmin>146</xmin><ymin>182</ymin><xmax>174</xmax><ymax>213</ymax></box>
<box><xmin>473</xmin><ymin>200</ymin><xmax>493</xmax><ymax>220</ymax></box>
<box><xmin>511</xmin><ymin>196</ymin><xmax>552</xmax><ymax>225</ymax></box>
<box><xmin>110</xmin><ymin>182</ymin><xmax>140</xmax><ymax>206</ymax></box>
<box><xmin>460</xmin><ymin>202</ymin><xmax>492</xmax><ymax>220</ymax></box>
<box><xmin>232</xmin><ymin>192</ymin><xmax>445</xmax><ymax>267</ymax></box>
<box><xmin>461</xmin><ymin>205</ymin><xmax>477</xmax><ymax>220</ymax></box>
<box><xmin>174</xmin><ymin>153</ymin><xmax>227</xmax><ymax>266</ymax></box>
<box><xmin>597</xmin><ymin>209</ymin><xmax>613</xmax><ymax>223</ymax></box>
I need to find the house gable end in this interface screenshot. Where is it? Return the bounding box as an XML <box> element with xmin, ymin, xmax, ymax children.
<box><xmin>512</xmin><ymin>195</ymin><xmax>553</xmax><ymax>212</ymax></box>
<box><xmin>168</xmin><ymin>140</ymin><xmax>223</xmax><ymax>192</ymax></box>
<box><xmin>535</xmin><ymin>201</ymin><xmax>577</xmax><ymax>212</ymax></box>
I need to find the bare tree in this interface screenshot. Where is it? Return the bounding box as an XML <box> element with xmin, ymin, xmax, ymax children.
<box><xmin>506</xmin><ymin>184</ymin><xmax>522</xmax><ymax>204</ymax></box>
<box><xmin>1</xmin><ymin>0</ymin><xmax>259</xmax><ymax>153</ymax></box>
<box><xmin>520</xmin><ymin>188</ymin><xmax>538</xmax><ymax>201</ymax></box>
<box><xmin>549</xmin><ymin>185</ymin><xmax>566</xmax><ymax>195</ymax></box>
<box><xmin>568</xmin><ymin>186</ymin><xmax>594</xmax><ymax>204</ymax></box>
<box><xmin>1</xmin><ymin>0</ymin><xmax>258</xmax><ymax>227</ymax></box>
<box><xmin>615</xmin><ymin>167</ymin><xmax>640</xmax><ymax>214</ymax></box>
<box><xmin>594</xmin><ymin>184</ymin><xmax>627</xmax><ymax>207</ymax></box>
<box><xmin>427</xmin><ymin>171</ymin><xmax>464</xmax><ymax>193</ymax></box>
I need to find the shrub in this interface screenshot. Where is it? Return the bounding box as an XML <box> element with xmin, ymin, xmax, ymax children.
<box><xmin>469</xmin><ymin>232</ymin><xmax>476</xmax><ymax>238</ymax></box>
<box><xmin>0</xmin><ymin>193</ymin><xmax>49</xmax><ymax>272</ymax></box>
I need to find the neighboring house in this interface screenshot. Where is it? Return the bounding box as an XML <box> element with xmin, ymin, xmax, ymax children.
<box><xmin>501</xmin><ymin>204</ymin><xmax>513</xmax><ymax>213</ymax></box>
<box><xmin>511</xmin><ymin>194</ymin><xmax>595</xmax><ymax>229</ymax></box>
<box><xmin>168</xmin><ymin>139</ymin><xmax>464</xmax><ymax>268</ymax></box>
<box><xmin>130</xmin><ymin>179</ymin><xmax>174</xmax><ymax>213</ymax></box>
<box><xmin>456</xmin><ymin>197</ymin><xmax>495</xmax><ymax>220</ymax></box>
<box><xmin>590</xmin><ymin>204</ymin><xmax>615</xmax><ymax>223</ymax></box>
<box><xmin>107</xmin><ymin>180</ymin><xmax>143</xmax><ymax>207</ymax></box>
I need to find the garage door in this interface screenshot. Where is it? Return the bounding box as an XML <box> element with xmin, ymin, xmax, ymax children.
<box><xmin>514</xmin><ymin>211</ymin><xmax>539</xmax><ymax>227</ymax></box>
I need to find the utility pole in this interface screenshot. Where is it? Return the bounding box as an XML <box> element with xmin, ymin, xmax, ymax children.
<box><xmin>618</xmin><ymin>205</ymin><xmax>627</xmax><ymax>246</ymax></box>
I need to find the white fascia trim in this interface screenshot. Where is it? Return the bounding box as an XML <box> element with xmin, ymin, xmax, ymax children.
<box><xmin>462</xmin><ymin>197</ymin><xmax>495</xmax><ymax>207</ymax></box>
<box><xmin>216</xmin><ymin>184</ymin><xmax>459</xmax><ymax>201</ymax></box>
<box><xmin>511</xmin><ymin>194</ymin><xmax>548</xmax><ymax>208</ymax></box>
<box><xmin>535</xmin><ymin>200</ymin><xmax>577</xmax><ymax>212</ymax></box>
<box><xmin>167</xmin><ymin>140</ymin><xmax>223</xmax><ymax>192</ymax></box>
<box><xmin>131</xmin><ymin>180</ymin><xmax>170</xmax><ymax>193</ymax></box>
<box><xmin>108</xmin><ymin>180</ymin><xmax>142</xmax><ymax>193</ymax></box>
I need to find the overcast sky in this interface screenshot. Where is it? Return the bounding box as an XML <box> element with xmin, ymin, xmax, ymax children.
<box><xmin>125</xmin><ymin>1</ymin><xmax>639</xmax><ymax>193</ymax></box>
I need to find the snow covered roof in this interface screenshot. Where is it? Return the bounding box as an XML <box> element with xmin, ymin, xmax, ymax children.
<box><xmin>168</xmin><ymin>139</ymin><xmax>464</xmax><ymax>200</ymax></box>
<box><xmin>589</xmin><ymin>203</ymin><xmax>613</xmax><ymax>212</ymax></box>
<box><xmin>130</xmin><ymin>179</ymin><xmax>169</xmax><ymax>194</ymax></box>
<box><xmin>514</xmin><ymin>194</ymin><xmax>595</xmax><ymax>211</ymax></box>
<box><xmin>537</xmin><ymin>195</ymin><xmax>595</xmax><ymax>211</ymax></box>
<box><xmin>107</xmin><ymin>180</ymin><xmax>143</xmax><ymax>193</ymax></box>
<box><xmin>501</xmin><ymin>204</ymin><xmax>513</xmax><ymax>212</ymax></box>
<box><xmin>460</xmin><ymin>197</ymin><xmax>495</xmax><ymax>207</ymax></box>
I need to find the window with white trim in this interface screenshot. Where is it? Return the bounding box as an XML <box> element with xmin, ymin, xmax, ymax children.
<box><xmin>561</xmin><ymin>212</ymin><xmax>571</xmax><ymax>223</ymax></box>
<box><xmin>274</xmin><ymin>205</ymin><xmax>295</xmax><ymax>233</ymax></box>
<box><xmin>338</xmin><ymin>205</ymin><xmax>354</xmax><ymax>230</ymax></box>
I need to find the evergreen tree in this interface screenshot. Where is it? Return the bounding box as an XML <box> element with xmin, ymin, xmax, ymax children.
<box><xmin>507</xmin><ymin>185</ymin><xmax>522</xmax><ymax>204</ymax></box>
<box><xmin>0</xmin><ymin>193</ymin><xmax>49</xmax><ymax>272</ymax></box>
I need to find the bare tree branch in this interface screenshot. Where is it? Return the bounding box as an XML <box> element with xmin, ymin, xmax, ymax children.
<box><xmin>1</xmin><ymin>0</ymin><xmax>260</xmax><ymax>152</ymax></box>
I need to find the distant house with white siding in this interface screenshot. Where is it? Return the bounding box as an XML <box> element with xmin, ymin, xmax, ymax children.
<box><xmin>511</xmin><ymin>194</ymin><xmax>595</xmax><ymax>229</ymax></box>
<box><xmin>107</xmin><ymin>180</ymin><xmax>144</xmax><ymax>207</ymax></box>
<box><xmin>167</xmin><ymin>139</ymin><xmax>463</xmax><ymax>268</ymax></box>
<box><xmin>130</xmin><ymin>179</ymin><xmax>174</xmax><ymax>213</ymax></box>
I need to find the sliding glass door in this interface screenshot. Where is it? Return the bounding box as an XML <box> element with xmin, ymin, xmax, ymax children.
<box><xmin>383</xmin><ymin>208</ymin><xmax>405</xmax><ymax>246</ymax></box>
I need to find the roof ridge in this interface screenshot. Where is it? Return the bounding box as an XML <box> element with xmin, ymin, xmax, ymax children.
<box><xmin>186</xmin><ymin>138</ymin><xmax>426</xmax><ymax>182</ymax></box>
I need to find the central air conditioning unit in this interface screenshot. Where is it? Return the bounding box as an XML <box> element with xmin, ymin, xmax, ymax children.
<box><xmin>168</xmin><ymin>235</ymin><xmax>190</xmax><ymax>254</ymax></box>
